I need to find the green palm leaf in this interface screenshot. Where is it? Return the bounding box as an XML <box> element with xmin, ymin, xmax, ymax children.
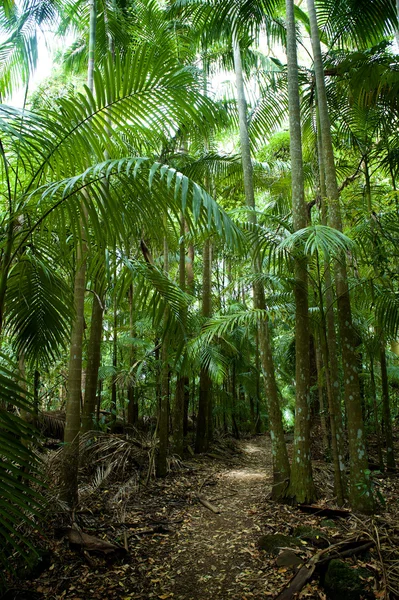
<box><xmin>0</xmin><ymin>354</ymin><xmax>44</xmax><ymax>582</ymax></box>
<box><xmin>5</xmin><ymin>255</ymin><xmax>73</xmax><ymax>364</ymax></box>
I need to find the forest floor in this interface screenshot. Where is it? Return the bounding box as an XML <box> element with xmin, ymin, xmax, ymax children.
<box><xmin>5</xmin><ymin>434</ymin><xmax>399</xmax><ymax>600</ymax></box>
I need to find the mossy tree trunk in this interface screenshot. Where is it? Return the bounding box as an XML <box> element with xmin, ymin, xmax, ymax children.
<box><xmin>81</xmin><ymin>288</ymin><xmax>103</xmax><ymax>434</ymax></box>
<box><xmin>380</xmin><ymin>343</ymin><xmax>396</xmax><ymax>470</ymax></box>
<box><xmin>195</xmin><ymin>238</ymin><xmax>212</xmax><ymax>453</ymax></box>
<box><xmin>127</xmin><ymin>285</ymin><xmax>138</xmax><ymax>426</ymax></box>
<box><xmin>307</xmin><ymin>0</ymin><xmax>373</xmax><ymax>512</ymax></box>
<box><xmin>233</xmin><ymin>34</ymin><xmax>290</xmax><ymax>493</ymax></box>
<box><xmin>316</xmin><ymin>112</ymin><xmax>346</xmax><ymax>503</ymax></box>
<box><xmin>156</xmin><ymin>235</ymin><xmax>170</xmax><ymax>477</ymax></box>
<box><xmin>284</xmin><ymin>0</ymin><xmax>315</xmax><ymax>504</ymax></box>
<box><xmin>173</xmin><ymin>215</ymin><xmax>187</xmax><ymax>457</ymax></box>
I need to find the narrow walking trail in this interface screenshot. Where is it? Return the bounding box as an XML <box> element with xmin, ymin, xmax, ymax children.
<box><xmin>137</xmin><ymin>436</ymin><xmax>278</xmax><ymax>599</ymax></box>
<box><xmin>13</xmin><ymin>434</ymin><xmax>399</xmax><ymax>600</ymax></box>
<box><xmin>19</xmin><ymin>435</ymin><xmax>339</xmax><ymax>600</ymax></box>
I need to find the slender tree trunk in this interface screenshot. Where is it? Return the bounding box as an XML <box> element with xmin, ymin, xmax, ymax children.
<box><xmin>127</xmin><ymin>285</ymin><xmax>138</xmax><ymax>426</ymax></box>
<box><xmin>62</xmin><ymin>240</ymin><xmax>87</xmax><ymax>506</ymax></box>
<box><xmin>61</xmin><ymin>0</ymin><xmax>96</xmax><ymax>506</ymax></box>
<box><xmin>110</xmin><ymin>281</ymin><xmax>118</xmax><ymax>429</ymax></box>
<box><xmin>184</xmin><ymin>221</ymin><xmax>194</xmax><ymax>438</ymax></box>
<box><xmin>195</xmin><ymin>238</ymin><xmax>212</xmax><ymax>453</ymax></box>
<box><xmin>307</xmin><ymin>0</ymin><xmax>373</xmax><ymax>512</ymax></box>
<box><xmin>233</xmin><ymin>34</ymin><xmax>290</xmax><ymax>494</ymax></box>
<box><xmin>315</xmin><ymin>341</ymin><xmax>329</xmax><ymax>454</ymax></box>
<box><xmin>0</xmin><ymin>218</ymin><xmax>14</xmax><ymax>335</ymax></box>
<box><xmin>81</xmin><ymin>289</ymin><xmax>103</xmax><ymax>434</ymax></box>
<box><xmin>284</xmin><ymin>0</ymin><xmax>315</xmax><ymax>504</ymax></box>
<box><xmin>363</xmin><ymin>159</ymin><xmax>396</xmax><ymax>471</ymax></box>
<box><xmin>156</xmin><ymin>236</ymin><xmax>170</xmax><ymax>477</ymax></box>
<box><xmin>33</xmin><ymin>369</ymin><xmax>40</xmax><ymax>416</ymax></box>
<box><xmin>380</xmin><ymin>342</ymin><xmax>395</xmax><ymax>470</ymax></box>
<box><xmin>173</xmin><ymin>216</ymin><xmax>186</xmax><ymax>457</ymax></box>
<box><xmin>317</xmin><ymin>111</ymin><xmax>346</xmax><ymax>501</ymax></box>
<box><xmin>231</xmin><ymin>367</ymin><xmax>240</xmax><ymax>440</ymax></box>
<box><xmin>395</xmin><ymin>0</ymin><xmax>399</xmax><ymax>49</ymax></box>
<box><xmin>370</xmin><ymin>355</ymin><xmax>384</xmax><ymax>471</ymax></box>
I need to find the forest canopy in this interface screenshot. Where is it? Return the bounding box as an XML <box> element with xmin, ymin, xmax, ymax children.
<box><xmin>1</xmin><ymin>0</ymin><xmax>399</xmax><ymax>596</ymax></box>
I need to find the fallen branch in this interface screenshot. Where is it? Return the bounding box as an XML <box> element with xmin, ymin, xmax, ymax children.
<box><xmin>274</xmin><ymin>538</ymin><xmax>374</xmax><ymax>600</ymax></box>
<box><xmin>68</xmin><ymin>527</ymin><xmax>126</xmax><ymax>555</ymax></box>
<box><xmin>275</xmin><ymin>555</ymin><xmax>319</xmax><ymax>600</ymax></box>
<box><xmin>299</xmin><ymin>504</ymin><xmax>351</xmax><ymax>518</ymax></box>
<box><xmin>197</xmin><ymin>495</ymin><xmax>220</xmax><ymax>514</ymax></box>
<box><xmin>318</xmin><ymin>540</ymin><xmax>375</xmax><ymax>564</ymax></box>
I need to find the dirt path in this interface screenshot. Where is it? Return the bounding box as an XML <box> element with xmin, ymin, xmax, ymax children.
<box><xmin>15</xmin><ymin>433</ymin><xmax>398</xmax><ymax>600</ymax></box>
<box><xmin>138</xmin><ymin>436</ymin><xmax>277</xmax><ymax>600</ymax></box>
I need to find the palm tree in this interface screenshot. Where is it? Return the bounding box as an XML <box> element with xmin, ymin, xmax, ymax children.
<box><xmin>283</xmin><ymin>0</ymin><xmax>315</xmax><ymax>504</ymax></box>
<box><xmin>306</xmin><ymin>0</ymin><xmax>373</xmax><ymax>512</ymax></box>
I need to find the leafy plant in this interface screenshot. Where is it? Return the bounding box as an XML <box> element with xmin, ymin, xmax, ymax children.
<box><xmin>0</xmin><ymin>354</ymin><xmax>44</xmax><ymax>585</ymax></box>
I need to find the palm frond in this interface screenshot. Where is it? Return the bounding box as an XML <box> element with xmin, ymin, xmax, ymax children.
<box><xmin>0</xmin><ymin>354</ymin><xmax>44</xmax><ymax>580</ymax></box>
<box><xmin>278</xmin><ymin>224</ymin><xmax>354</xmax><ymax>258</ymax></box>
<box><xmin>5</xmin><ymin>254</ymin><xmax>73</xmax><ymax>364</ymax></box>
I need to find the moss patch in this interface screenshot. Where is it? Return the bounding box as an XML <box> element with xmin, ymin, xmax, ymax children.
<box><xmin>293</xmin><ymin>525</ymin><xmax>329</xmax><ymax>547</ymax></box>
<box><xmin>320</xmin><ymin>518</ymin><xmax>337</xmax><ymax>528</ymax></box>
<box><xmin>323</xmin><ymin>559</ymin><xmax>374</xmax><ymax>600</ymax></box>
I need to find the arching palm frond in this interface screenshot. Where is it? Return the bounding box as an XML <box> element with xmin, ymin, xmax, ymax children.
<box><xmin>374</xmin><ymin>288</ymin><xmax>399</xmax><ymax>341</ymax></box>
<box><xmin>315</xmin><ymin>0</ymin><xmax>398</xmax><ymax>49</ymax></box>
<box><xmin>5</xmin><ymin>254</ymin><xmax>73</xmax><ymax>365</ymax></box>
<box><xmin>0</xmin><ymin>0</ymin><xmax>67</xmax><ymax>98</ymax></box>
<box><xmin>278</xmin><ymin>224</ymin><xmax>355</xmax><ymax>259</ymax></box>
<box><xmin>1</xmin><ymin>45</ymin><xmax>219</xmax><ymax>192</ymax></box>
<box><xmin>121</xmin><ymin>257</ymin><xmax>193</xmax><ymax>335</ymax></box>
<box><xmin>16</xmin><ymin>157</ymin><xmax>242</xmax><ymax>257</ymax></box>
<box><xmin>187</xmin><ymin>336</ymin><xmax>232</xmax><ymax>384</ymax></box>
<box><xmin>0</xmin><ymin>354</ymin><xmax>43</xmax><ymax>581</ymax></box>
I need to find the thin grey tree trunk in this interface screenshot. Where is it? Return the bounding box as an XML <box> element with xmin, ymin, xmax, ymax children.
<box><xmin>61</xmin><ymin>0</ymin><xmax>96</xmax><ymax>506</ymax></box>
<box><xmin>173</xmin><ymin>215</ymin><xmax>186</xmax><ymax>457</ymax></box>
<box><xmin>232</xmin><ymin>35</ymin><xmax>290</xmax><ymax>494</ymax></box>
<box><xmin>380</xmin><ymin>343</ymin><xmax>395</xmax><ymax>470</ymax></box>
<box><xmin>370</xmin><ymin>355</ymin><xmax>384</xmax><ymax>471</ymax></box>
<box><xmin>284</xmin><ymin>0</ymin><xmax>315</xmax><ymax>504</ymax></box>
<box><xmin>127</xmin><ymin>285</ymin><xmax>138</xmax><ymax>426</ymax></box>
<box><xmin>317</xmin><ymin>112</ymin><xmax>346</xmax><ymax>503</ymax></box>
<box><xmin>195</xmin><ymin>238</ymin><xmax>212</xmax><ymax>453</ymax></box>
<box><xmin>315</xmin><ymin>341</ymin><xmax>329</xmax><ymax>454</ymax></box>
<box><xmin>81</xmin><ymin>289</ymin><xmax>103</xmax><ymax>434</ymax></box>
<box><xmin>156</xmin><ymin>235</ymin><xmax>170</xmax><ymax>477</ymax></box>
<box><xmin>307</xmin><ymin>0</ymin><xmax>373</xmax><ymax>512</ymax></box>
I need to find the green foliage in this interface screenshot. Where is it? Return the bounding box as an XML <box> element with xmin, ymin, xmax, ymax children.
<box><xmin>5</xmin><ymin>254</ymin><xmax>73</xmax><ymax>365</ymax></box>
<box><xmin>0</xmin><ymin>355</ymin><xmax>44</xmax><ymax>584</ymax></box>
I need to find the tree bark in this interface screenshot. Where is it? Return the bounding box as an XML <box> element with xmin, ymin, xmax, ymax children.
<box><xmin>380</xmin><ymin>343</ymin><xmax>395</xmax><ymax>470</ymax></box>
<box><xmin>173</xmin><ymin>216</ymin><xmax>187</xmax><ymax>457</ymax></box>
<box><xmin>315</xmin><ymin>341</ymin><xmax>329</xmax><ymax>454</ymax></box>
<box><xmin>370</xmin><ymin>355</ymin><xmax>384</xmax><ymax>471</ymax></box>
<box><xmin>307</xmin><ymin>0</ymin><xmax>373</xmax><ymax>512</ymax></box>
<box><xmin>127</xmin><ymin>285</ymin><xmax>138</xmax><ymax>426</ymax></box>
<box><xmin>61</xmin><ymin>0</ymin><xmax>96</xmax><ymax>506</ymax></box>
<box><xmin>284</xmin><ymin>0</ymin><xmax>315</xmax><ymax>504</ymax></box>
<box><xmin>62</xmin><ymin>239</ymin><xmax>87</xmax><ymax>506</ymax></box>
<box><xmin>232</xmin><ymin>34</ymin><xmax>290</xmax><ymax>492</ymax></box>
<box><xmin>156</xmin><ymin>235</ymin><xmax>170</xmax><ymax>477</ymax></box>
<box><xmin>195</xmin><ymin>238</ymin><xmax>212</xmax><ymax>453</ymax></box>
<box><xmin>317</xmin><ymin>110</ymin><xmax>346</xmax><ymax>502</ymax></box>
<box><xmin>81</xmin><ymin>289</ymin><xmax>103</xmax><ymax>434</ymax></box>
